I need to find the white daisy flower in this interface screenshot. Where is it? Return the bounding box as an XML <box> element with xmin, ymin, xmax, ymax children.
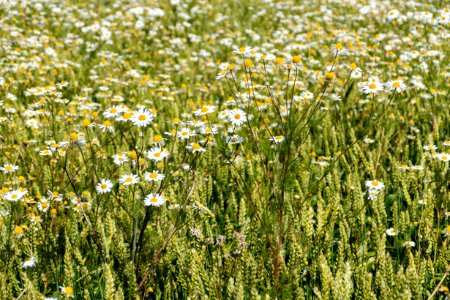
<box><xmin>0</xmin><ymin>164</ymin><xmax>19</xmax><ymax>173</ymax></box>
<box><xmin>437</xmin><ymin>153</ymin><xmax>450</xmax><ymax>162</ymax></box>
<box><xmin>187</xmin><ymin>120</ymin><xmax>205</xmax><ymax>128</ymax></box>
<box><xmin>25</xmin><ymin>119</ymin><xmax>40</xmax><ymax>129</ymax></box>
<box><xmin>131</xmin><ymin>108</ymin><xmax>153</xmax><ymax>127</ymax></box>
<box><xmin>226</xmin><ymin>135</ymin><xmax>244</xmax><ymax>144</ymax></box>
<box><xmin>300</xmin><ymin>91</ymin><xmax>315</xmax><ymax>101</ymax></box>
<box><xmin>40</xmin><ymin>149</ymin><xmax>53</xmax><ymax>156</ymax></box>
<box><xmin>5</xmin><ymin>189</ymin><xmax>27</xmax><ymax>201</ymax></box>
<box><xmin>385</xmin><ymin>79</ymin><xmax>407</xmax><ymax>93</ymax></box>
<box><xmin>200</xmin><ymin>126</ymin><xmax>219</xmax><ymax>135</ymax></box>
<box><xmin>194</xmin><ymin>105</ymin><xmax>215</xmax><ymax>116</ymax></box>
<box><xmin>423</xmin><ymin>144</ymin><xmax>437</xmax><ymax>151</ymax></box>
<box><xmin>418</xmin><ymin>199</ymin><xmax>428</xmax><ymax>205</ymax></box>
<box><xmin>443</xmin><ymin>226</ymin><xmax>450</xmax><ymax>237</ymax></box>
<box><xmin>59</xmin><ymin>286</ymin><xmax>74</xmax><ymax>298</ymax></box>
<box><xmin>144</xmin><ymin>170</ymin><xmax>165</xmax><ymax>182</ymax></box>
<box><xmin>403</xmin><ymin>241</ymin><xmax>415</xmax><ymax>247</ymax></box>
<box><xmin>367</xmin><ymin>189</ymin><xmax>380</xmax><ymax>201</ymax></box>
<box><xmin>37</xmin><ymin>198</ymin><xmax>50</xmax><ymax>212</ymax></box>
<box><xmin>147</xmin><ymin>147</ymin><xmax>170</xmax><ymax>161</ymax></box>
<box><xmin>103</xmin><ymin>105</ymin><xmax>125</xmax><ymax>118</ymax></box>
<box><xmin>96</xmin><ymin>179</ymin><xmax>113</xmax><ymax>194</ymax></box>
<box><xmin>271</xmin><ymin>135</ymin><xmax>285</xmax><ymax>143</ymax></box>
<box><xmin>233</xmin><ymin>46</ymin><xmax>253</xmax><ymax>56</ymax></box>
<box><xmin>144</xmin><ymin>193</ymin><xmax>166</xmax><ymax>206</ymax></box>
<box><xmin>98</xmin><ymin>120</ymin><xmax>115</xmax><ymax>133</ymax></box>
<box><xmin>256</xmin><ymin>53</ymin><xmax>276</xmax><ymax>62</ymax></box>
<box><xmin>365</xmin><ymin>180</ymin><xmax>385</xmax><ymax>190</ymax></box>
<box><xmin>186</xmin><ymin>142</ymin><xmax>206</xmax><ymax>153</ymax></box>
<box><xmin>177</xmin><ymin>127</ymin><xmax>196</xmax><ymax>139</ymax></box>
<box><xmin>361</xmin><ymin>81</ymin><xmax>384</xmax><ymax>94</ymax></box>
<box><xmin>112</xmin><ymin>153</ymin><xmax>129</xmax><ymax>166</ymax></box>
<box><xmin>386</xmin><ymin>228</ymin><xmax>397</xmax><ymax>236</ymax></box>
<box><xmin>216</xmin><ymin>70</ymin><xmax>229</xmax><ymax>80</ymax></box>
<box><xmin>227</xmin><ymin>109</ymin><xmax>246</xmax><ymax>126</ymax></box>
<box><xmin>119</xmin><ymin>174</ymin><xmax>139</xmax><ymax>186</ymax></box>
<box><xmin>23</xmin><ymin>257</ymin><xmax>37</xmax><ymax>268</ymax></box>
<box><xmin>387</xmin><ymin>9</ymin><xmax>400</xmax><ymax>21</ymax></box>
<box><xmin>410</xmin><ymin>165</ymin><xmax>423</xmax><ymax>171</ymax></box>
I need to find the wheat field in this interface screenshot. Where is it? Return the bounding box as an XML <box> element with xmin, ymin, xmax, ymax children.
<box><xmin>0</xmin><ymin>0</ymin><xmax>449</xmax><ymax>299</ymax></box>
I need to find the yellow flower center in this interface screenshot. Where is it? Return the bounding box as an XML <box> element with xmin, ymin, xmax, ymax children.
<box><xmin>192</xmin><ymin>143</ymin><xmax>201</xmax><ymax>150</ymax></box>
<box><xmin>14</xmin><ymin>226</ymin><xmax>23</xmax><ymax>235</ymax></box>
<box><xmin>63</xmin><ymin>287</ymin><xmax>74</xmax><ymax>295</ymax></box>
<box><xmin>275</xmin><ymin>57</ymin><xmax>285</xmax><ymax>65</ymax></box>
<box><xmin>129</xmin><ymin>151</ymin><xmax>137</xmax><ymax>159</ymax></box>
<box><xmin>138</xmin><ymin>114</ymin><xmax>146</xmax><ymax>121</ymax></box>
<box><xmin>325</xmin><ymin>72</ymin><xmax>336</xmax><ymax>81</ymax></box>
<box><xmin>150</xmin><ymin>173</ymin><xmax>157</xmax><ymax>179</ymax></box>
<box><xmin>369</xmin><ymin>83</ymin><xmax>377</xmax><ymax>89</ymax></box>
<box><xmin>234</xmin><ymin>114</ymin><xmax>241</xmax><ymax>120</ymax></box>
<box><xmin>123</xmin><ymin>112</ymin><xmax>133</xmax><ymax>119</ymax></box>
<box><xmin>125</xmin><ymin>177</ymin><xmax>133</xmax><ymax>183</ymax></box>
<box><xmin>150</xmin><ymin>197</ymin><xmax>158</xmax><ymax>202</ymax></box>
<box><xmin>69</xmin><ymin>132</ymin><xmax>79</xmax><ymax>140</ymax></box>
<box><xmin>82</xmin><ymin>119</ymin><xmax>91</xmax><ymax>127</ymax></box>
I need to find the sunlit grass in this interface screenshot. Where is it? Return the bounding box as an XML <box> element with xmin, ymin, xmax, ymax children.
<box><xmin>0</xmin><ymin>0</ymin><xmax>449</xmax><ymax>299</ymax></box>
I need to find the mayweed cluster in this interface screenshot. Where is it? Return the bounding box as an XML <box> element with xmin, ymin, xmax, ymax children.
<box><xmin>365</xmin><ymin>180</ymin><xmax>385</xmax><ymax>200</ymax></box>
<box><xmin>0</xmin><ymin>0</ymin><xmax>449</xmax><ymax>299</ymax></box>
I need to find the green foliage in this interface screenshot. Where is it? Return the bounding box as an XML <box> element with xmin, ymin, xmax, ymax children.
<box><xmin>0</xmin><ymin>0</ymin><xmax>450</xmax><ymax>299</ymax></box>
